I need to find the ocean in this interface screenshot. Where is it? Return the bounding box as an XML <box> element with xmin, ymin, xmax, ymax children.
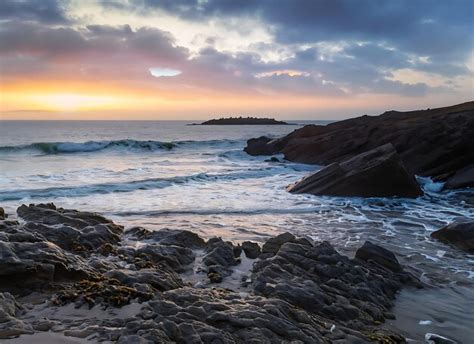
<box><xmin>0</xmin><ymin>120</ymin><xmax>473</xmax><ymax>341</ymax></box>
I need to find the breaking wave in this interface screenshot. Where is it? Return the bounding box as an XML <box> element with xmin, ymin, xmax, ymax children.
<box><xmin>0</xmin><ymin>139</ymin><xmax>241</xmax><ymax>155</ymax></box>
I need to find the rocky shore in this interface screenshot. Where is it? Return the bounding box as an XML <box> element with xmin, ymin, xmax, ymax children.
<box><xmin>245</xmin><ymin>102</ymin><xmax>474</xmax><ymax>191</ymax></box>
<box><xmin>0</xmin><ymin>203</ymin><xmax>431</xmax><ymax>343</ymax></box>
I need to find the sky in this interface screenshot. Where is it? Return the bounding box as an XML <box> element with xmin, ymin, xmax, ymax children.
<box><xmin>0</xmin><ymin>0</ymin><xmax>473</xmax><ymax>120</ymax></box>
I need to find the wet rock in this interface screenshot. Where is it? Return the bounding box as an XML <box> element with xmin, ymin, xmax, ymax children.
<box><xmin>355</xmin><ymin>241</ymin><xmax>402</xmax><ymax>272</ymax></box>
<box><xmin>245</xmin><ymin>102</ymin><xmax>474</xmax><ymax>189</ymax></box>
<box><xmin>0</xmin><ymin>208</ymin><xmax>6</xmax><ymax>220</ymax></box>
<box><xmin>0</xmin><ymin>292</ymin><xmax>18</xmax><ymax>322</ymax></box>
<box><xmin>0</xmin><ymin>239</ymin><xmax>93</xmax><ymax>293</ymax></box>
<box><xmin>0</xmin><ymin>293</ymin><xmax>33</xmax><ymax>339</ymax></box>
<box><xmin>125</xmin><ymin>227</ymin><xmax>205</xmax><ymax>249</ymax></box>
<box><xmin>253</xmin><ymin>238</ymin><xmax>420</xmax><ymax>332</ymax></box>
<box><xmin>203</xmin><ymin>238</ymin><xmax>239</xmax><ymax>267</ymax></box>
<box><xmin>288</xmin><ymin>143</ymin><xmax>423</xmax><ymax>198</ymax></box>
<box><xmin>261</xmin><ymin>232</ymin><xmax>296</xmax><ymax>256</ymax></box>
<box><xmin>105</xmin><ymin>268</ymin><xmax>184</xmax><ymax>292</ymax></box>
<box><xmin>119</xmin><ymin>243</ymin><xmax>195</xmax><ymax>272</ymax></box>
<box><xmin>242</xmin><ymin>241</ymin><xmax>261</xmax><ymax>259</ymax></box>
<box><xmin>265</xmin><ymin>157</ymin><xmax>280</xmax><ymax>163</ymax></box>
<box><xmin>431</xmin><ymin>220</ymin><xmax>474</xmax><ymax>252</ymax></box>
<box><xmin>17</xmin><ymin>203</ymin><xmax>123</xmax><ymax>235</ymax></box>
<box><xmin>202</xmin><ymin>238</ymin><xmax>240</xmax><ymax>283</ymax></box>
<box><xmin>17</xmin><ymin>204</ymin><xmax>123</xmax><ymax>252</ymax></box>
<box><xmin>244</xmin><ymin>136</ymin><xmax>275</xmax><ymax>156</ymax></box>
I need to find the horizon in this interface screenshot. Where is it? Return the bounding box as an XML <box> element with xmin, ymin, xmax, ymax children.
<box><xmin>0</xmin><ymin>0</ymin><xmax>473</xmax><ymax>120</ymax></box>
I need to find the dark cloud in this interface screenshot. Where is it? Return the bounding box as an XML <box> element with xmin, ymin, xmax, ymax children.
<box><xmin>129</xmin><ymin>0</ymin><xmax>473</xmax><ymax>77</ymax></box>
<box><xmin>0</xmin><ymin>0</ymin><xmax>69</xmax><ymax>23</ymax></box>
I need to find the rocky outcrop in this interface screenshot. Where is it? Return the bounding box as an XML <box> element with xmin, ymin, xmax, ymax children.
<box><xmin>17</xmin><ymin>203</ymin><xmax>123</xmax><ymax>252</ymax></box>
<box><xmin>245</xmin><ymin>102</ymin><xmax>474</xmax><ymax>189</ymax></box>
<box><xmin>431</xmin><ymin>220</ymin><xmax>474</xmax><ymax>252</ymax></box>
<box><xmin>243</xmin><ymin>136</ymin><xmax>275</xmax><ymax>156</ymax></box>
<box><xmin>0</xmin><ymin>203</ymin><xmax>420</xmax><ymax>343</ymax></box>
<box><xmin>252</xmin><ymin>238</ymin><xmax>420</xmax><ymax>335</ymax></box>
<box><xmin>287</xmin><ymin>143</ymin><xmax>423</xmax><ymax>198</ymax></box>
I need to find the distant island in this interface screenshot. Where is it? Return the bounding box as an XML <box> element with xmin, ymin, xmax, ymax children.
<box><xmin>200</xmin><ymin>117</ymin><xmax>289</xmax><ymax>125</ymax></box>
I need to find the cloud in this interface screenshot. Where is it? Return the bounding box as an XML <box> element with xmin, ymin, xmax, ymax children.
<box><xmin>0</xmin><ymin>0</ymin><xmax>70</xmax><ymax>23</ymax></box>
<box><xmin>1</xmin><ymin>0</ymin><xmax>472</xmax><ymax>106</ymax></box>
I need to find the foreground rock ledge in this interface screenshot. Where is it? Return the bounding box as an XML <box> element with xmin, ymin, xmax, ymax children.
<box><xmin>287</xmin><ymin>143</ymin><xmax>423</xmax><ymax>198</ymax></box>
<box><xmin>0</xmin><ymin>203</ymin><xmax>421</xmax><ymax>343</ymax></box>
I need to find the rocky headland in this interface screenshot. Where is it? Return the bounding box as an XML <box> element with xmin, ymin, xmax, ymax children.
<box><xmin>201</xmin><ymin>117</ymin><xmax>289</xmax><ymax>125</ymax></box>
<box><xmin>245</xmin><ymin>102</ymin><xmax>474</xmax><ymax>193</ymax></box>
<box><xmin>0</xmin><ymin>203</ymin><xmax>435</xmax><ymax>343</ymax></box>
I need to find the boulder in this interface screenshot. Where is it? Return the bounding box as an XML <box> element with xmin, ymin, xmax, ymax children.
<box><xmin>241</xmin><ymin>241</ymin><xmax>261</xmax><ymax>259</ymax></box>
<box><xmin>430</xmin><ymin>220</ymin><xmax>474</xmax><ymax>252</ymax></box>
<box><xmin>261</xmin><ymin>232</ymin><xmax>296</xmax><ymax>256</ymax></box>
<box><xmin>245</xmin><ymin>102</ymin><xmax>474</xmax><ymax>189</ymax></box>
<box><xmin>355</xmin><ymin>241</ymin><xmax>402</xmax><ymax>272</ymax></box>
<box><xmin>243</xmin><ymin>136</ymin><xmax>274</xmax><ymax>156</ymax></box>
<box><xmin>287</xmin><ymin>143</ymin><xmax>423</xmax><ymax>198</ymax></box>
<box><xmin>0</xmin><ymin>208</ymin><xmax>5</xmax><ymax>220</ymax></box>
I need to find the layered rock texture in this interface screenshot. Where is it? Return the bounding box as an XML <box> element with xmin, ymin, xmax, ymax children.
<box><xmin>245</xmin><ymin>102</ymin><xmax>474</xmax><ymax>190</ymax></box>
<box><xmin>0</xmin><ymin>203</ymin><xmax>421</xmax><ymax>342</ymax></box>
<box><xmin>287</xmin><ymin>143</ymin><xmax>423</xmax><ymax>197</ymax></box>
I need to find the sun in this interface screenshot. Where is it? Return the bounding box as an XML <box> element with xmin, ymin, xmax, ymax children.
<box><xmin>30</xmin><ymin>93</ymin><xmax>121</xmax><ymax>111</ymax></box>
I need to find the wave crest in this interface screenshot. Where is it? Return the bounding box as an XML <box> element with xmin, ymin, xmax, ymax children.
<box><xmin>0</xmin><ymin>139</ymin><xmax>239</xmax><ymax>154</ymax></box>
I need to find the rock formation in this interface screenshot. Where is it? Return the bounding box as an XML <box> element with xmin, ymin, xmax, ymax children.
<box><xmin>245</xmin><ymin>102</ymin><xmax>474</xmax><ymax>189</ymax></box>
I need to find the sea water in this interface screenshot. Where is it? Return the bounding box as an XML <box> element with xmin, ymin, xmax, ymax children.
<box><xmin>0</xmin><ymin>120</ymin><xmax>473</xmax><ymax>342</ymax></box>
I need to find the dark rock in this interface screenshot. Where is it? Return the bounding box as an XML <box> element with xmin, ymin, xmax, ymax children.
<box><xmin>242</xmin><ymin>241</ymin><xmax>261</xmax><ymax>259</ymax></box>
<box><xmin>0</xmin><ymin>208</ymin><xmax>6</xmax><ymax>220</ymax></box>
<box><xmin>0</xmin><ymin>293</ymin><xmax>33</xmax><ymax>339</ymax></box>
<box><xmin>202</xmin><ymin>117</ymin><xmax>288</xmax><ymax>125</ymax></box>
<box><xmin>0</xmin><ymin>239</ymin><xmax>93</xmax><ymax>293</ymax></box>
<box><xmin>355</xmin><ymin>241</ymin><xmax>402</xmax><ymax>272</ymax></box>
<box><xmin>244</xmin><ymin>136</ymin><xmax>274</xmax><ymax>156</ymax></box>
<box><xmin>16</xmin><ymin>204</ymin><xmax>123</xmax><ymax>252</ymax></box>
<box><xmin>261</xmin><ymin>232</ymin><xmax>296</xmax><ymax>255</ymax></box>
<box><xmin>444</xmin><ymin>163</ymin><xmax>474</xmax><ymax>189</ymax></box>
<box><xmin>431</xmin><ymin>220</ymin><xmax>474</xmax><ymax>252</ymax></box>
<box><xmin>265</xmin><ymin>157</ymin><xmax>280</xmax><ymax>162</ymax></box>
<box><xmin>119</xmin><ymin>243</ymin><xmax>195</xmax><ymax>272</ymax></box>
<box><xmin>252</xmin><ymin>239</ymin><xmax>420</xmax><ymax>333</ymax></box>
<box><xmin>202</xmin><ymin>238</ymin><xmax>240</xmax><ymax>283</ymax></box>
<box><xmin>125</xmin><ymin>227</ymin><xmax>205</xmax><ymax>249</ymax></box>
<box><xmin>105</xmin><ymin>268</ymin><xmax>183</xmax><ymax>292</ymax></box>
<box><xmin>17</xmin><ymin>203</ymin><xmax>123</xmax><ymax>235</ymax></box>
<box><xmin>245</xmin><ymin>102</ymin><xmax>474</xmax><ymax>189</ymax></box>
<box><xmin>287</xmin><ymin>143</ymin><xmax>423</xmax><ymax>198</ymax></box>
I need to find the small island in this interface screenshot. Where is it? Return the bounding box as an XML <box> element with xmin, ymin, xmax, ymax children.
<box><xmin>200</xmin><ymin>116</ymin><xmax>289</xmax><ymax>125</ymax></box>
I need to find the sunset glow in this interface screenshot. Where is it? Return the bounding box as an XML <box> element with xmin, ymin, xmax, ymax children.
<box><xmin>0</xmin><ymin>1</ymin><xmax>472</xmax><ymax>120</ymax></box>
